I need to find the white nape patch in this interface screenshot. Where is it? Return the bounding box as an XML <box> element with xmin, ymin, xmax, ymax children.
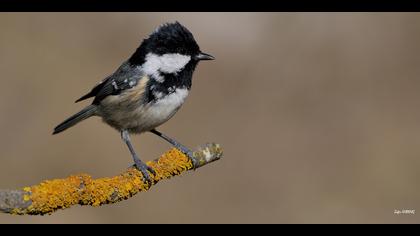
<box><xmin>140</xmin><ymin>53</ymin><xmax>191</xmax><ymax>83</ymax></box>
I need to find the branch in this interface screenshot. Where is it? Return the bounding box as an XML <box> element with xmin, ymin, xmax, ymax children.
<box><xmin>0</xmin><ymin>143</ymin><xmax>222</xmax><ymax>215</ymax></box>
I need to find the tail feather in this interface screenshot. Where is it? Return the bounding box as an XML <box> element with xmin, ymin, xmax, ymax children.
<box><xmin>53</xmin><ymin>105</ymin><xmax>97</xmax><ymax>135</ymax></box>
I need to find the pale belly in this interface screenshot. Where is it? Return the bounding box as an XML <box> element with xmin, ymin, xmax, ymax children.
<box><xmin>99</xmin><ymin>88</ymin><xmax>189</xmax><ymax>133</ymax></box>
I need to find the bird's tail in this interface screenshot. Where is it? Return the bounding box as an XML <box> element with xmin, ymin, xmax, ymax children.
<box><xmin>53</xmin><ymin>105</ymin><xmax>97</xmax><ymax>135</ymax></box>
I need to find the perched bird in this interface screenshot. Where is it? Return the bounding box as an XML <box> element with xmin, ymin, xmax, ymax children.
<box><xmin>53</xmin><ymin>22</ymin><xmax>214</xmax><ymax>183</ymax></box>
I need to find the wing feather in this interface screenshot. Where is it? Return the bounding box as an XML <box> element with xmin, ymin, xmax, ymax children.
<box><xmin>74</xmin><ymin>62</ymin><xmax>145</xmax><ymax>105</ymax></box>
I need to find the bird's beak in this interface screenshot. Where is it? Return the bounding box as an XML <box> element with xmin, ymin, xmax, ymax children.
<box><xmin>196</xmin><ymin>52</ymin><xmax>215</xmax><ymax>61</ymax></box>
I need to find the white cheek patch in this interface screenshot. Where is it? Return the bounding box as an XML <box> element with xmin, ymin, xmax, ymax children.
<box><xmin>140</xmin><ymin>53</ymin><xmax>191</xmax><ymax>83</ymax></box>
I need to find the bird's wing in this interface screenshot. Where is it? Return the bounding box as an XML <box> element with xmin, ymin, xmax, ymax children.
<box><xmin>74</xmin><ymin>76</ymin><xmax>110</xmax><ymax>103</ymax></box>
<box><xmin>75</xmin><ymin>62</ymin><xmax>145</xmax><ymax>105</ymax></box>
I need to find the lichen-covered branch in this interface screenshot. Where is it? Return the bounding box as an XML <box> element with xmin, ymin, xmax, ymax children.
<box><xmin>0</xmin><ymin>143</ymin><xmax>222</xmax><ymax>215</ymax></box>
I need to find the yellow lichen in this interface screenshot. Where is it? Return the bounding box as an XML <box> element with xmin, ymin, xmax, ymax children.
<box><xmin>23</xmin><ymin>195</ymin><xmax>31</xmax><ymax>202</ymax></box>
<box><xmin>19</xmin><ymin>148</ymin><xmax>194</xmax><ymax>215</ymax></box>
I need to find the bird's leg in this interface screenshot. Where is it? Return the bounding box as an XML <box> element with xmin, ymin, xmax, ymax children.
<box><xmin>150</xmin><ymin>129</ymin><xmax>198</xmax><ymax>169</ymax></box>
<box><xmin>121</xmin><ymin>130</ymin><xmax>156</xmax><ymax>183</ymax></box>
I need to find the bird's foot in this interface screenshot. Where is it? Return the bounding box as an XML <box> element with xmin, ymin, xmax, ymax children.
<box><xmin>177</xmin><ymin>146</ymin><xmax>199</xmax><ymax>170</ymax></box>
<box><xmin>149</xmin><ymin>129</ymin><xmax>198</xmax><ymax>169</ymax></box>
<box><xmin>133</xmin><ymin>159</ymin><xmax>156</xmax><ymax>184</ymax></box>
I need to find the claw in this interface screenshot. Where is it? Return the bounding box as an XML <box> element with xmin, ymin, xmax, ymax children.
<box><xmin>184</xmin><ymin>150</ymin><xmax>198</xmax><ymax>170</ymax></box>
<box><xmin>134</xmin><ymin>161</ymin><xmax>155</xmax><ymax>184</ymax></box>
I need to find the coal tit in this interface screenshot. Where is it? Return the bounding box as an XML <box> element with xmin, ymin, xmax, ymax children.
<box><xmin>53</xmin><ymin>22</ymin><xmax>214</xmax><ymax>183</ymax></box>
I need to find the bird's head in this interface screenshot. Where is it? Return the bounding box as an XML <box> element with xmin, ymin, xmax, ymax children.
<box><xmin>128</xmin><ymin>21</ymin><xmax>214</xmax><ymax>77</ymax></box>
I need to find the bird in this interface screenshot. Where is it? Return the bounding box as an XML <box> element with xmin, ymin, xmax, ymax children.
<box><xmin>53</xmin><ymin>21</ymin><xmax>214</xmax><ymax>183</ymax></box>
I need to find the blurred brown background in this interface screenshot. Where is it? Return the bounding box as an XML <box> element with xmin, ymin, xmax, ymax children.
<box><xmin>0</xmin><ymin>13</ymin><xmax>420</xmax><ymax>223</ymax></box>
